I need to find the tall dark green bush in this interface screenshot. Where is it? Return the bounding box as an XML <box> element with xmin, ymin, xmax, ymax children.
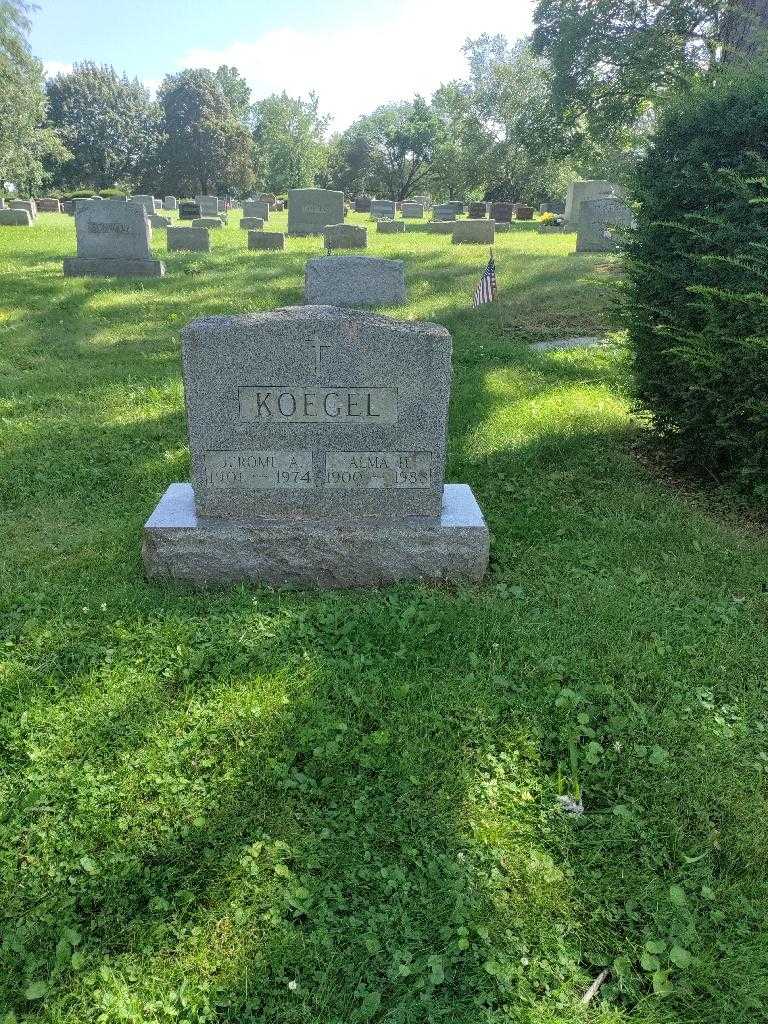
<box><xmin>624</xmin><ymin>68</ymin><xmax>768</xmax><ymax>498</ymax></box>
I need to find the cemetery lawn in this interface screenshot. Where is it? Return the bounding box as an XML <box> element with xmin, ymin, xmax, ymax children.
<box><xmin>2</xmin><ymin>210</ymin><xmax>768</xmax><ymax>1024</ymax></box>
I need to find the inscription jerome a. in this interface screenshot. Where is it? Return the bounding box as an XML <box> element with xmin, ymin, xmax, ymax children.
<box><xmin>239</xmin><ymin>386</ymin><xmax>397</xmax><ymax>424</ymax></box>
<box><xmin>203</xmin><ymin>450</ymin><xmax>312</xmax><ymax>489</ymax></box>
<box><xmin>326</xmin><ymin>452</ymin><xmax>432</xmax><ymax>488</ymax></box>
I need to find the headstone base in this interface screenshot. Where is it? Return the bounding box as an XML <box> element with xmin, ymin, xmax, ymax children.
<box><xmin>142</xmin><ymin>482</ymin><xmax>489</xmax><ymax>588</ymax></box>
<box><xmin>63</xmin><ymin>257</ymin><xmax>165</xmax><ymax>278</ymax></box>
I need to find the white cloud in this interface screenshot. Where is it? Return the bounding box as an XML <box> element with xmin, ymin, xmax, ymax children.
<box><xmin>43</xmin><ymin>60</ymin><xmax>73</xmax><ymax>79</ymax></box>
<box><xmin>178</xmin><ymin>0</ymin><xmax>534</xmax><ymax>130</ymax></box>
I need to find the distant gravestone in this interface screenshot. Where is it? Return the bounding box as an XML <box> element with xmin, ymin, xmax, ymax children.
<box><xmin>540</xmin><ymin>201</ymin><xmax>565</xmax><ymax>215</ymax></box>
<box><xmin>377</xmin><ymin>220</ymin><xmax>405</xmax><ymax>234</ymax></box>
<box><xmin>514</xmin><ymin>205</ymin><xmax>534</xmax><ymax>221</ymax></box>
<box><xmin>167</xmin><ymin>226</ymin><xmax>210</xmax><ymax>252</ymax></box>
<box><xmin>141</xmin><ymin>306</ymin><xmax>489</xmax><ymax>587</ymax></box>
<box><xmin>575</xmin><ymin>197</ymin><xmax>634</xmax><ymax>253</ymax></box>
<box><xmin>249</xmin><ymin>231</ymin><xmax>285</xmax><ymax>250</ymax></box>
<box><xmin>355</xmin><ymin>195</ymin><xmax>372</xmax><ymax>213</ymax></box>
<box><xmin>0</xmin><ymin>209</ymin><xmax>33</xmax><ymax>226</ymax></box>
<box><xmin>288</xmin><ymin>188</ymin><xmax>344</xmax><ymax>235</ymax></box>
<box><xmin>444</xmin><ymin>201</ymin><xmax>464</xmax><ymax>216</ymax></box>
<box><xmin>432</xmin><ymin>205</ymin><xmax>455</xmax><ymax>222</ymax></box>
<box><xmin>179</xmin><ymin>202</ymin><xmax>201</xmax><ymax>220</ymax></box>
<box><xmin>36</xmin><ymin>198</ymin><xmax>61</xmax><ymax>213</ymax></box>
<box><xmin>324</xmin><ymin>223</ymin><xmax>367</xmax><ymax>249</ymax></box>
<box><xmin>153</xmin><ymin>199</ymin><xmax>162</xmax><ymax>210</ymax></box>
<box><xmin>64</xmin><ymin>199</ymin><xmax>165</xmax><ymax>277</ymax></box>
<box><xmin>163</xmin><ymin>196</ymin><xmax>178</xmax><ymax>211</ymax></box>
<box><xmin>9</xmin><ymin>199</ymin><xmax>36</xmax><ymax>220</ymax></box>
<box><xmin>150</xmin><ymin>213</ymin><xmax>171</xmax><ymax>229</ymax></box>
<box><xmin>192</xmin><ymin>217</ymin><xmax>224</xmax><ymax>229</ymax></box>
<box><xmin>61</xmin><ymin>201</ymin><xmax>74</xmax><ymax>215</ymax></box>
<box><xmin>401</xmin><ymin>202</ymin><xmax>424</xmax><ymax>218</ymax></box>
<box><xmin>240</xmin><ymin>217</ymin><xmax>264</xmax><ymax>230</ymax></box>
<box><xmin>468</xmin><ymin>202</ymin><xmax>488</xmax><ymax>219</ymax></box>
<box><xmin>196</xmin><ymin>196</ymin><xmax>219</xmax><ymax>216</ymax></box>
<box><xmin>490</xmin><ymin>202</ymin><xmax>514</xmax><ymax>223</ymax></box>
<box><xmin>370</xmin><ymin>199</ymin><xmax>396</xmax><ymax>219</ymax></box>
<box><xmin>244</xmin><ymin>200</ymin><xmax>269</xmax><ymax>221</ymax></box>
<box><xmin>130</xmin><ymin>195</ymin><xmax>155</xmax><ymax>216</ymax></box>
<box><xmin>304</xmin><ymin>255</ymin><xmax>405</xmax><ymax>307</ymax></box>
<box><xmin>565</xmin><ymin>180</ymin><xmax>620</xmax><ymax>225</ymax></box>
<box><xmin>453</xmin><ymin>219</ymin><xmax>495</xmax><ymax>244</ymax></box>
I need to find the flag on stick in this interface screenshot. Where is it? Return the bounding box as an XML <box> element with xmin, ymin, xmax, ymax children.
<box><xmin>473</xmin><ymin>250</ymin><xmax>497</xmax><ymax>307</ymax></box>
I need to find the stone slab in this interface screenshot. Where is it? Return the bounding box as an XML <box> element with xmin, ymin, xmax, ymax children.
<box><xmin>9</xmin><ymin>199</ymin><xmax>36</xmax><ymax>219</ymax></box>
<box><xmin>179</xmin><ymin>202</ymin><xmax>201</xmax><ymax>220</ymax></box>
<box><xmin>452</xmin><ymin>219</ymin><xmax>495</xmax><ymax>244</ymax></box>
<box><xmin>72</xmin><ymin>198</ymin><xmax>152</xmax><ymax>259</ymax></box>
<box><xmin>240</xmin><ymin>217</ymin><xmax>264</xmax><ymax>230</ymax></box>
<box><xmin>468</xmin><ymin>202</ymin><xmax>488</xmax><ymax>219</ymax></box>
<box><xmin>150</xmin><ymin>214</ymin><xmax>171</xmax><ymax>229</ymax></box>
<box><xmin>354</xmin><ymin>195</ymin><xmax>372</xmax><ymax>212</ymax></box>
<box><xmin>196</xmin><ymin>195</ymin><xmax>220</xmax><ymax>216</ymax></box>
<box><xmin>565</xmin><ymin>180</ymin><xmax>620</xmax><ymax>225</ymax></box>
<box><xmin>243</xmin><ymin>200</ymin><xmax>269</xmax><ymax>220</ymax></box>
<box><xmin>514</xmin><ymin>205</ymin><xmax>534</xmax><ymax>220</ymax></box>
<box><xmin>377</xmin><ymin>220</ymin><xmax>405</xmax><ymax>234</ymax></box>
<box><xmin>63</xmin><ymin>257</ymin><xmax>165</xmax><ymax>277</ymax></box>
<box><xmin>36</xmin><ymin>198</ymin><xmax>61</xmax><ymax>212</ymax></box>
<box><xmin>490</xmin><ymin>202</ymin><xmax>514</xmax><ymax>223</ymax></box>
<box><xmin>181</xmin><ymin>305</ymin><xmax>447</xmax><ymax>521</ymax></box>
<box><xmin>304</xmin><ymin>256</ymin><xmax>405</xmax><ymax>307</ymax></box>
<box><xmin>142</xmin><ymin>482</ymin><xmax>488</xmax><ymax>588</ymax></box>
<box><xmin>167</xmin><ymin>227</ymin><xmax>210</xmax><ymax>252</ymax></box>
<box><xmin>324</xmin><ymin>223</ymin><xmax>367</xmax><ymax>249</ymax></box>
<box><xmin>163</xmin><ymin>196</ymin><xmax>178</xmax><ymax>210</ymax></box>
<box><xmin>288</xmin><ymin>188</ymin><xmax>344</xmax><ymax>235</ymax></box>
<box><xmin>0</xmin><ymin>209</ymin><xmax>32</xmax><ymax>226</ymax></box>
<box><xmin>401</xmin><ymin>202</ymin><xmax>424</xmax><ymax>218</ymax></box>
<box><xmin>248</xmin><ymin>231</ymin><xmax>285</xmax><ymax>250</ymax></box>
<box><xmin>192</xmin><ymin>217</ymin><xmax>224</xmax><ymax>229</ymax></box>
<box><xmin>370</xmin><ymin>199</ymin><xmax>396</xmax><ymax>219</ymax></box>
<box><xmin>129</xmin><ymin>195</ymin><xmax>155</xmax><ymax>216</ymax></box>
<box><xmin>576</xmin><ymin>198</ymin><xmax>634</xmax><ymax>252</ymax></box>
<box><xmin>432</xmin><ymin>206</ymin><xmax>455</xmax><ymax>221</ymax></box>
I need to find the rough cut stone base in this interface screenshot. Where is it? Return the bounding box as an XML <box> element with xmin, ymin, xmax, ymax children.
<box><xmin>142</xmin><ymin>483</ymin><xmax>489</xmax><ymax>588</ymax></box>
<box><xmin>63</xmin><ymin>257</ymin><xmax>165</xmax><ymax>278</ymax></box>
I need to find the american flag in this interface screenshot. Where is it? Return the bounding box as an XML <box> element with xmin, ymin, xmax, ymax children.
<box><xmin>473</xmin><ymin>251</ymin><xmax>497</xmax><ymax>307</ymax></box>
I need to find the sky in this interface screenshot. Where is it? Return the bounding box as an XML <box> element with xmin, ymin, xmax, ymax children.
<box><xmin>31</xmin><ymin>0</ymin><xmax>535</xmax><ymax>131</ymax></box>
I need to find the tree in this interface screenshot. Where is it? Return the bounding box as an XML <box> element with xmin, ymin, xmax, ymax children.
<box><xmin>214</xmin><ymin>65</ymin><xmax>251</xmax><ymax>122</ymax></box>
<box><xmin>157</xmin><ymin>69</ymin><xmax>256</xmax><ymax>195</ymax></box>
<box><xmin>251</xmin><ymin>92</ymin><xmax>329</xmax><ymax>192</ymax></box>
<box><xmin>45</xmin><ymin>62</ymin><xmax>159</xmax><ymax>190</ymax></box>
<box><xmin>0</xmin><ymin>0</ymin><xmax>66</xmax><ymax>193</ymax></box>
<box><xmin>721</xmin><ymin>0</ymin><xmax>768</xmax><ymax>59</ymax></box>
<box><xmin>330</xmin><ymin>99</ymin><xmax>443</xmax><ymax>200</ymax></box>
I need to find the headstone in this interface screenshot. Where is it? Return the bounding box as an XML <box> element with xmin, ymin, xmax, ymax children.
<box><xmin>167</xmin><ymin>226</ymin><xmax>210</xmax><ymax>252</ymax></box>
<box><xmin>370</xmin><ymin>199</ymin><xmax>396</xmax><ymax>219</ymax></box>
<box><xmin>575</xmin><ymin>198</ymin><xmax>634</xmax><ymax>253</ymax></box>
<box><xmin>468</xmin><ymin>202</ymin><xmax>488</xmax><ymax>219</ymax></box>
<box><xmin>401</xmin><ymin>202</ymin><xmax>424</xmax><ymax>218</ymax></box>
<box><xmin>426</xmin><ymin>222</ymin><xmax>455</xmax><ymax>234</ymax></box>
<box><xmin>9</xmin><ymin>199</ymin><xmax>36</xmax><ymax>220</ymax></box>
<box><xmin>288</xmin><ymin>188</ymin><xmax>344</xmax><ymax>235</ymax></box>
<box><xmin>248</xmin><ymin>231</ymin><xmax>285</xmax><ymax>250</ymax></box>
<box><xmin>179</xmin><ymin>202</ymin><xmax>201</xmax><ymax>220</ymax></box>
<box><xmin>142</xmin><ymin>306</ymin><xmax>489</xmax><ymax>587</ymax></box>
<box><xmin>244</xmin><ymin>200</ymin><xmax>269</xmax><ymax>221</ymax></box>
<box><xmin>150</xmin><ymin>213</ymin><xmax>171</xmax><ymax>229</ymax></box>
<box><xmin>355</xmin><ymin>195</ymin><xmax>372</xmax><ymax>213</ymax></box>
<box><xmin>514</xmin><ymin>205</ymin><xmax>534</xmax><ymax>221</ymax></box>
<box><xmin>565</xmin><ymin>180</ymin><xmax>621</xmax><ymax>225</ymax></box>
<box><xmin>130</xmin><ymin>195</ymin><xmax>155</xmax><ymax>216</ymax></box>
<box><xmin>163</xmin><ymin>196</ymin><xmax>178</xmax><ymax>211</ymax></box>
<box><xmin>377</xmin><ymin>220</ymin><xmax>405</xmax><ymax>234</ymax></box>
<box><xmin>0</xmin><ymin>209</ymin><xmax>33</xmax><ymax>226</ymax></box>
<box><xmin>304</xmin><ymin>255</ymin><xmax>405</xmax><ymax>307</ymax></box>
<box><xmin>240</xmin><ymin>217</ymin><xmax>264</xmax><ymax>230</ymax></box>
<box><xmin>153</xmin><ymin>199</ymin><xmax>162</xmax><ymax>210</ymax></box>
<box><xmin>61</xmin><ymin>201</ymin><xmax>74</xmax><ymax>215</ymax></box>
<box><xmin>432</xmin><ymin>205</ymin><xmax>456</xmax><ymax>222</ymax></box>
<box><xmin>63</xmin><ymin>199</ymin><xmax>165</xmax><ymax>277</ymax></box>
<box><xmin>540</xmin><ymin>201</ymin><xmax>565</xmax><ymax>215</ymax></box>
<box><xmin>192</xmin><ymin>217</ymin><xmax>224</xmax><ymax>229</ymax></box>
<box><xmin>452</xmin><ymin>219</ymin><xmax>495</xmax><ymax>244</ymax></box>
<box><xmin>196</xmin><ymin>195</ymin><xmax>220</xmax><ymax>216</ymax></box>
<box><xmin>444</xmin><ymin>201</ymin><xmax>464</xmax><ymax>216</ymax></box>
<box><xmin>36</xmin><ymin>198</ymin><xmax>61</xmax><ymax>213</ymax></box>
<box><xmin>324</xmin><ymin>223</ymin><xmax>367</xmax><ymax>249</ymax></box>
<box><xmin>490</xmin><ymin>202</ymin><xmax>514</xmax><ymax>223</ymax></box>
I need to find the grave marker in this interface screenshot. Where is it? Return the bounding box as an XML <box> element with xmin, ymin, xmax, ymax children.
<box><xmin>288</xmin><ymin>188</ymin><xmax>344</xmax><ymax>235</ymax></box>
<box><xmin>63</xmin><ymin>199</ymin><xmax>165</xmax><ymax>277</ymax></box>
<box><xmin>304</xmin><ymin>255</ymin><xmax>405</xmax><ymax>306</ymax></box>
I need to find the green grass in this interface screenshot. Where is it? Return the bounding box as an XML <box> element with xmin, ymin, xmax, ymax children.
<box><xmin>1</xmin><ymin>209</ymin><xmax>767</xmax><ymax>1024</ymax></box>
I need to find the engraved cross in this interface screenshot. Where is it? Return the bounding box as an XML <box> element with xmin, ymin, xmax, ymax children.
<box><xmin>311</xmin><ymin>340</ymin><xmax>330</xmax><ymax>373</ymax></box>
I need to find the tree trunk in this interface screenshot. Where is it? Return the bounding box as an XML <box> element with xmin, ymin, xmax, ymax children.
<box><xmin>721</xmin><ymin>0</ymin><xmax>768</xmax><ymax>60</ymax></box>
